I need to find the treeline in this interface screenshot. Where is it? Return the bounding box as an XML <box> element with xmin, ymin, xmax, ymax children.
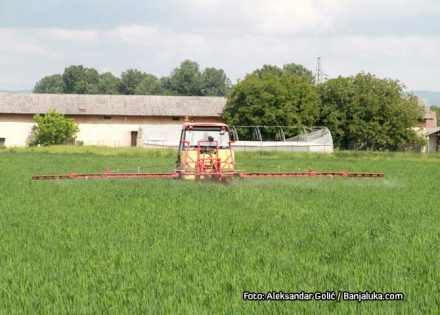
<box><xmin>33</xmin><ymin>60</ymin><xmax>231</xmax><ymax>96</ymax></box>
<box><xmin>34</xmin><ymin>60</ymin><xmax>428</xmax><ymax>150</ymax></box>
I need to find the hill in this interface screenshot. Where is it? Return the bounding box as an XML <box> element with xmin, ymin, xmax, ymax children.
<box><xmin>0</xmin><ymin>89</ymin><xmax>32</xmax><ymax>93</ymax></box>
<box><xmin>414</xmin><ymin>90</ymin><xmax>440</xmax><ymax>106</ymax></box>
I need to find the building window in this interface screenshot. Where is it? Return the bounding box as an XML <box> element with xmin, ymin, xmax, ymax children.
<box><xmin>103</xmin><ymin>116</ymin><xmax>112</xmax><ymax>120</ymax></box>
<box><xmin>172</xmin><ymin>117</ymin><xmax>180</xmax><ymax>121</ymax></box>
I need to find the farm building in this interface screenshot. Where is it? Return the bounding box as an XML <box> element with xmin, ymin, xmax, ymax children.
<box><xmin>417</xmin><ymin>98</ymin><xmax>439</xmax><ymax>152</ymax></box>
<box><xmin>0</xmin><ymin>93</ymin><xmax>225</xmax><ymax>147</ymax></box>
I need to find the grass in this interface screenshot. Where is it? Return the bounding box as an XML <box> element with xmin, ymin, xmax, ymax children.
<box><xmin>0</xmin><ymin>147</ymin><xmax>439</xmax><ymax>314</ymax></box>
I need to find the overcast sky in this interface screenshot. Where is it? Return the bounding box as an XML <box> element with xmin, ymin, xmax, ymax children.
<box><xmin>1</xmin><ymin>0</ymin><xmax>439</xmax><ymax>91</ymax></box>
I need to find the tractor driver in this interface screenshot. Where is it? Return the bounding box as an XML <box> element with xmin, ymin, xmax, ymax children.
<box><xmin>201</xmin><ymin>135</ymin><xmax>216</xmax><ymax>154</ymax></box>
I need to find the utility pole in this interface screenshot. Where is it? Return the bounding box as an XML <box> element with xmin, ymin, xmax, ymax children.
<box><xmin>314</xmin><ymin>57</ymin><xmax>327</xmax><ymax>85</ymax></box>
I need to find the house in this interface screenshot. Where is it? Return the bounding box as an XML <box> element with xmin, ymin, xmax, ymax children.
<box><xmin>0</xmin><ymin>93</ymin><xmax>226</xmax><ymax>147</ymax></box>
<box><xmin>417</xmin><ymin>98</ymin><xmax>439</xmax><ymax>152</ymax></box>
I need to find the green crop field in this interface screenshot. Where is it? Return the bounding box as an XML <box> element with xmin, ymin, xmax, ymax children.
<box><xmin>0</xmin><ymin>147</ymin><xmax>439</xmax><ymax>314</ymax></box>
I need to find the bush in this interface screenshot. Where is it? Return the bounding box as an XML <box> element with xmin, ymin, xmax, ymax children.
<box><xmin>30</xmin><ymin>110</ymin><xmax>79</xmax><ymax>146</ymax></box>
<box><xmin>222</xmin><ymin>64</ymin><xmax>319</xmax><ymax>140</ymax></box>
<box><xmin>318</xmin><ymin>74</ymin><xmax>426</xmax><ymax>151</ymax></box>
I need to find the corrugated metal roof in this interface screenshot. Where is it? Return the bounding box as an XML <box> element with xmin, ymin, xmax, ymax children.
<box><xmin>0</xmin><ymin>93</ymin><xmax>226</xmax><ymax>117</ymax></box>
<box><xmin>426</xmin><ymin>127</ymin><xmax>440</xmax><ymax>136</ymax></box>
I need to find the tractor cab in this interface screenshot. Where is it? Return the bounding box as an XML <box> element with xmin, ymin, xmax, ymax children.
<box><xmin>176</xmin><ymin>123</ymin><xmax>236</xmax><ymax>180</ymax></box>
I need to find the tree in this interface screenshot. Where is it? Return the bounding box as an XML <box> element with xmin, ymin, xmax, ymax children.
<box><xmin>318</xmin><ymin>73</ymin><xmax>425</xmax><ymax>150</ymax></box>
<box><xmin>254</xmin><ymin>65</ymin><xmax>284</xmax><ymax>78</ymax></box>
<box><xmin>254</xmin><ymin>63</ymin><xmax>313</xmax><ymax>82</ymax></box>
<box><xmin>201</xmin><ymin>67</ymin><xmax>231</xmax><ymax>96</ymax></box>
<box><xmin>33</xmin><ymin>60</ymin><xmax>232</xmax><ymax>96</ymax></box>
<box><xmin>62</xmin><ymin>65</ymin><xmax>99</xmax><ymax>94</ymax></box>
<box><xmin>31</xmin><ymin>110</ymin><xmax>79</xmax><ymax>146</ymax></box>
<box><xmin>134</xmin><ymin>74</ymin><xmax>163</xmax><ymax>95</ymax></box>
<box><xmin>33</xmin><ymin>74</ymin><xmax>64</xmax><ymax>93</ymax></box>
<box><xmin>119</xmin><ymin>69</ymin><xmax>148</xmax><ymax>95</ymax></box>
<box><xmin>157</xmin><ymin>77</ymin><xmax>175</xmax><ymax>95</ymax></box>
<box><xmin>166</xmin><ymin>60</ymin><xmax>203</xmax><ymax>96</ymax></box>
<box><xmin>97</xmin><ymin>72</ymin><xmax>121</xmax><ymax>95</ymax></box>
<box><xmin>282</xmin><ymin>63</ymin><xmax>314</xmax><ymax>82</ymax></box>
<box><xmin>222</xmin><ymin>64</ymin><xmax>320</xmax><ymax>140</ymax></box>
<box><xmin>430</xmin><ymin>106</ymin><xmax>440</xmax><ymax>126</ymax></box>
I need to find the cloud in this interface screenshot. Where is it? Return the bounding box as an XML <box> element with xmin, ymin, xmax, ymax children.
<box><xmin>0</xmin><ymin>28</ymin><xmax>48</xmax><ymax>55</ymax></box>
<box><xmin>1</xmin><ymin>0</ymin><xmax>439</xmax><ymax>36</ymax></box>
<box><xmin>48</xmin><ymin>29</ymin><xmax>100</xmax><ymax>43</ymax></box>
<box><xmin>1</xmin><ymin>0</ymin><xmax>439</xmax><ymax>92</ymax></box>
<box><xmin>174</xmin><ymin>0</ymin><xmax>339</xmax><ymax>35</ymax></box>
<box><xmin>254</xmin><ymin>0</ymin><xmax>333</xmax><ymax>34</ymax></box>
<box><xmin>170</xmin><ymin>0</ymin><xmax>440</xmax><ymax>36</ymax></box>
<box><xmin>1</xmin><ymin>23</ymin><xmax>440</xmax><ymax>90</ymax></box>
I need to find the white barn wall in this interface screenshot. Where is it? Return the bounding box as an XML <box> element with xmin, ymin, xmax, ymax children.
<box><xmin>141</xmin><ymin>124</ymin><xmax>183</xmax><ymax>147</ymax></box>
<box><xmin>0</xmin><ymin>115</ymin><xmax>35</xmax><ymax>146</ymax></box>
<box><xmin>77</xmin><ymin>121</ymin><xmax>135</xmax><ymax>146</ymax></box>
<box><xmin>76</xmin><ymin>116</ymin><xmax>218</xmax><ymax>147</ymax></box>
<box><xmin>0</xmin><ymin>114</ymin><xmax>220</xmax><ymax>147</ymax></box>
